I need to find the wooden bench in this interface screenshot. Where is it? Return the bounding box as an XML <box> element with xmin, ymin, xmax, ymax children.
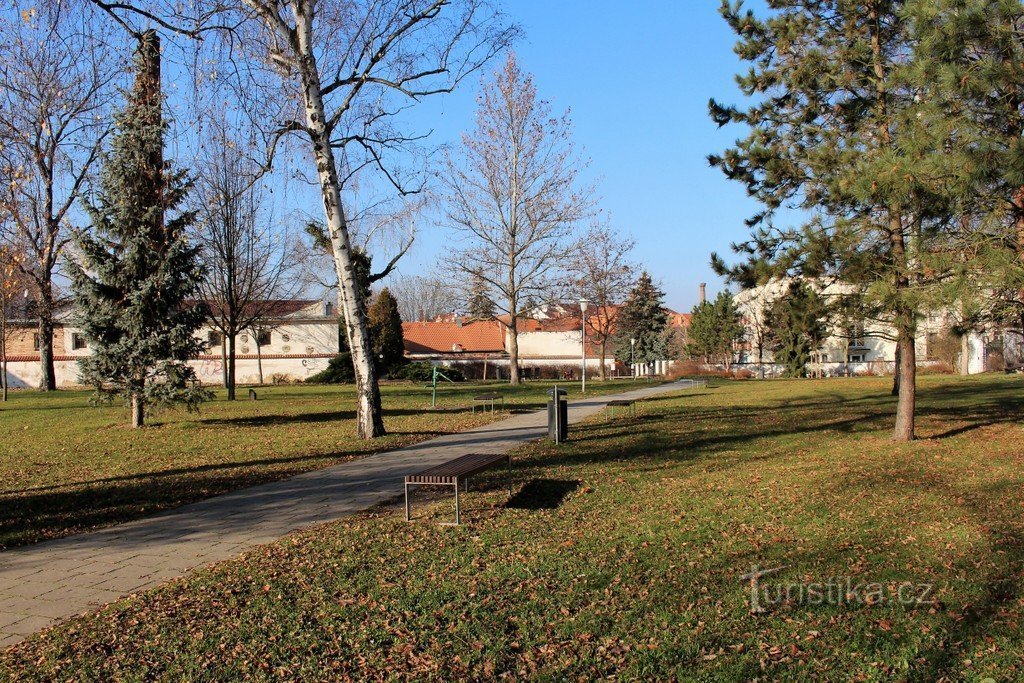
<box><xmin>405</xmin><ymin>453</ymin><xmax>512</xmax><ymax>525</ymax></box>
<box><xmin>606</xmin><ymin>398</ymin><xmax>637</xmax><ymax>418</ymax></box>
<box><xmin>472</xmin><ymin>392</ymin><xmax>505</xmax><ymax>413</ymax></box>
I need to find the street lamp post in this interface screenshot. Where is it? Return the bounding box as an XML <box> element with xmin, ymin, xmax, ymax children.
<box><xmin>630</xmin><ymin>337</ymin><xmax>636</xmax><ymax>379</ymax></box>
<box><xmin>579</xmin><ymin>298</ymin><xmax>590</xmax><ymax>392</ymax></box>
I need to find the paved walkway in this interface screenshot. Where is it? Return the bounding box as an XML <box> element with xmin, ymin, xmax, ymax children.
<box><xmin>0</xmin><ymin>380</ymin><xmax>696</xmax><ymax>648</ymax></box>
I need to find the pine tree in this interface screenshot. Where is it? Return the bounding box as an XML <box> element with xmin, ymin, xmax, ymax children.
<box><xmin>709</xmin><ymin>1</ymin><xmax>961</xmax><ymax>441</ymax></box>
<box><xmin>69</xmin><ymin>31</ymin><xmax>209</xmax><ymax>428</ymax></box>
<box><xmin>467</xmin><ymin>273</ymin><xmax>495</xmax><ymax>320</ymax></box>
<box><xmin>614</xmin><ymin>272</ymin><xmax>668</xmax><ymax>367</ymax></box>
<box><xmin>686</xmin><ymin>291</ymin><xmax>744</xmax><ymax>367</ymax></box>
<box><xmin>765</xmin><ymin>281</ymin><xmax>829</xmax><ymax>378</ymax></box>
<box><xmin>906</xmin><ymin>0</ymin><xmax>1024</xmax><ymax>338</ymax></box>
<box><xmin>368</xmin><ymin>288</ymin><xmax>406</xmax><ymax>375</ymax></box>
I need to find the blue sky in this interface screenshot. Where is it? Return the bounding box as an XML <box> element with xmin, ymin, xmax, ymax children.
<box><xmin>390</xmin><ymin>0</ymin><xmax>761</xmax><ymax>313</ymax></box>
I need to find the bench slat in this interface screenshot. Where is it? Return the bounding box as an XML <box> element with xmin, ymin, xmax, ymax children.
<box><xmin>406</xmin><ymin>453</ymin><xmax>508</xmax><ymax>484</ymax></box>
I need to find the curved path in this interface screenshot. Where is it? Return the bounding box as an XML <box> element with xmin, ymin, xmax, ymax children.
<box><xmin>0</xmin><ymin>379</ymin><xmax>699</xmax><ymax>648</ymax></box>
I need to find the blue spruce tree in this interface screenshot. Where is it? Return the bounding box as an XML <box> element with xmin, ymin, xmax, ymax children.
<box><xmin>70</xmin><ymin>31</ymin><xmax>209</xmax><ymax>427</ymax></box>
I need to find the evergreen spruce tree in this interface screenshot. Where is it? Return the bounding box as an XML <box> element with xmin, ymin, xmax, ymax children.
<box><xmin>69</xmin><ymin>32</ymin><xmax>209</xmax><ymax>428</ymax></box>
<box><xmin>467</xmin><ymin>273</ymin><xmax>496</xmax><ymax>319</ymax></box>
<box><xmin>614</xmin><ymin>272</ymin><xmax>668</xmax><ymax>367</ymax></box>
<box><xmin>709</xmin><ymin>1</ymin><xmax>961</xmax><ymax>440</ymax></box>
<box><xmin>686</xmin><ymin>291</ymin><xmax>745</xmax><ymax>367</ymax></box>
<box><xmin>765</xmin><ymin>281</ymin><xmax>829</xmax><ymax>378</ymax></box>
<box><xmin>367</xmin><ymin>288</ymin><xmax>406</xmax><ymax>375</ymax></box>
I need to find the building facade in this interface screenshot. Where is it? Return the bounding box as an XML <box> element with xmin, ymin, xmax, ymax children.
<box><xmin>2</xmin><ymin>300</ymin><xmax>341</xmax><ymax>389</ymax></box>
<box><xmin>732</xmin><ymin>279</ymin><xmax>1023</xmax><ymax>376</ymax></box>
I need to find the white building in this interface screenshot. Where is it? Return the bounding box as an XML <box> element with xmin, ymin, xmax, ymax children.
<box><xmin>2</xmin><ymin>300</ymin><xmax>341</xmax><ymax>389</ymax></box>
<box><xmin>733</xmin><ymin>279</ymin><xmax>1022</xmax><ymax>376</ymax></box>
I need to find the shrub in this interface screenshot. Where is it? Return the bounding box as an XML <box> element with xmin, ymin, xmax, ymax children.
<box><xmin>919</xmin><ymin>361</ymin><xmax>955</xmax><ymax>375</ymax></box>
<box><xmin>305</xmin><ymin>353</ymin><xmax>355</xmax><ymax>384</ymax></box>
<box><xmin>392</xmin><ymin>362</ymin><xmax>465</xmax><ymax>383</ymax></box>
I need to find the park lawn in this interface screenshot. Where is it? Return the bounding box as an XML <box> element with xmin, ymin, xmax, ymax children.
<box><xmin>0</xmin><ymin>378</ymin><xmax>645</xmax><ymax>550</ymax></box>
<box><xmin>3</xmin><ymin>373</ymin><xmax>1024</xmax><ymax>680</ymax></box>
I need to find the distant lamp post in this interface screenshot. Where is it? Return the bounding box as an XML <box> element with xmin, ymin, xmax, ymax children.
<box><xmin>579</xmin><ymin>298</ymin><xmax>590</xmax><ymax>392</ymax></box>
<box><xmin>630</xmin><ymin>337</ymin><xmax>636</xmax><ymax>379</ymax></box>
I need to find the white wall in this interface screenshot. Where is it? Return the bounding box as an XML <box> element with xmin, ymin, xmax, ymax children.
<box><xmin>515</xmin><ymin>330</ymin><xmax>583</xmax><ymax>358</ymax></box>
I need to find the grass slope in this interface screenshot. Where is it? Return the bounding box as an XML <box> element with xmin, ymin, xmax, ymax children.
<box><xmin>2</xmin><ymin>374</ymin><xmax>1024</xmax><ymax>680</ymax></box>
<box><xmin>0</xmin><ymin>379</ymin><xmax>641</xmax><ymax>549</ymax></box>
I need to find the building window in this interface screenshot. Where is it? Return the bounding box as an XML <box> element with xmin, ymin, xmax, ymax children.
<box><xmin>281</xmin><ymin>333</ymin><xmax>290</xmax><ymax>343</ymax></box>
<box><xmin>256</xmin><ymin>331</ymin><xmax>271</xmax><ymax>346</ymax></box>
<box><xmin>208</xmin><ymin>331</ymin><xmax>223</xmax><ymax>347</ymax></box>
<box><xmin>71</xmin><ymin>333</ymin><xmax>87</xmax><ymax>351</ymax></box>
<box><xmin>33</xmin><ymin>333</ymin><xmax>40</xmax><ymax>351</ymax></box>
<box><xmin>848</xmin><ymin>353</ymin><xmax>865</xmax><ymax>363</ymax></box>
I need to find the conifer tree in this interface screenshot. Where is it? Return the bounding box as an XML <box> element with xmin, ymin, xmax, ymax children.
<box><xmin>367</xmin><ymin>288</ymin><xmax>406</xmax><ymax>375</ymax></box>
<box><xmin>765</xmin><ymin>281</ymin><xmax>829</xmax><ymax>378</ymax></box>
<box><xmin>686</xmin><ymin>291</ymin><xmax>745</xmax><ymax>367</ymax></box>
<box><xmin>69</xmin><ymin>32</ymin><xmax>208</xmax><ymax>428</ymax></box>
<box><xmin>709</xmin><ymin>0</ymin><xmax>960</xmax><ymax>440</ymax></box>
<box><xmin>467</xmin><ymin>273</ymin><xmax>496</xmax><ymax>320</ymax></box>
<box><xmin>906</xmin><ymin>0</ymin><xmax>1024</xmax><ymax>337</ymax></box>
<box><xmin>614</xmin><ymin>272</ymin><xmax>668</xmax><ymax>367</ymax></box>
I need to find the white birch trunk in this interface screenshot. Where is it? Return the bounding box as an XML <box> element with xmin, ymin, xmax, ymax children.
<box><xmin>294</xmin><ymin>10</ymin><xmax>384</xmax><ymax>438</ymax></box>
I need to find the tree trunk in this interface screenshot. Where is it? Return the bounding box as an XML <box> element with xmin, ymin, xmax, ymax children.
<box><xmin>893</xmin><ymin>326</ymin><xmax>916</xmax><ymax>441</ymax></box>
<box><xmin>598</xmin><ymin>338</ymin><xmax>608</xmax><ymax>380</ymax></box>
<box><xmin>220</xmin><ymin>336</ymin><xmax>228</xmax><ymax>389</ymax></box>
<box><xmin>959</xmin><ymin>332</ymin><xmax>971</xmax><ymax>375</ymax></box>
<box><xmin>131</xmin><ymin>393</ymin><xmax>145</xmax><ymax>428</ymax></box>
<box><xmin>1</xmin><ymin>311</ymin><xmax>6</xmax><ymax>401</ymax></box>
<box><xmin>37</xmin><ymin>279</ymin><xmax>56</xmax><ymax>391</ymax></box>
<box><xmin>507</xmin><ymin>320</ymin><xmax>521</xmax><ymax>385</ymax></box>
<box><xmin>256</xmin><ymin>337</ymin><xmax>264</xmax><ymax>385</ymax></box>
<box><xmin>891</xmin><ymin>344</ymin><xmax>900</xmax><ymax>396</ymax></box>
<box><xmin>295</xmin><ymin>20</ymin><xmax>384</xmax><ymax>438</ymax></box>
<box><xmin>1</xmin><ymin>326</ymin><xmax>7</xmax><ymax>401</ymax></box>
<box><xmin>226</xmin><ymin>332</ymin><xmax>236</xmax><ymax>400</ymax></box>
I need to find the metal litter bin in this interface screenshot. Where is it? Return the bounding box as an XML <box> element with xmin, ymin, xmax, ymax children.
<box><xmin>547</xmin><ymin>387</ymin><xmax>568</xmax><ymax>443</ymax></box>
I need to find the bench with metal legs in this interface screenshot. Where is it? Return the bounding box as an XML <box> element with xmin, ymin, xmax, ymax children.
<box><xmin>606</xmin><ymin>398</ymin><xmax>637</xmax><ymax>418</ymax></box>
<box><xmin>472</xmin><ymin>392</ymin><xmax>505</xmax><ymax>413</ymax></box>
<box><xmin>404</xmin><ymin>453</ymin><xmax>513</xmax><ymax>525</ymax></box>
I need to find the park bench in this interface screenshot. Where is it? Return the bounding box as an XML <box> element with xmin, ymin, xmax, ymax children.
<box><xmin>606</xmin><ymin>398</ymin><xmax>637</xmax><ymax>418</ymax></box>
<box><xmin>404</xmin><ymin>453</ymin><xmax>512</xmax><ymax>525</ymax></box>
<box><xmin>472</xmin><ymin>392</ymin><xmax>505</xmax><ymax>413</ymax></box>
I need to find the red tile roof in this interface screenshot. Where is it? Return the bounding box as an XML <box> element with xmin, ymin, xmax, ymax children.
<box><xmin>402</xmin><ymin>320</ymin><xmax>506</xmax><ymax>354</ymax></box>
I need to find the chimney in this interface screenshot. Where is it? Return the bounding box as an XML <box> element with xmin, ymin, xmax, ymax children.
<box><xmin>699</xmin><ymin>283</ymin><xmax>707</xmax><ymax>303</ymax></box>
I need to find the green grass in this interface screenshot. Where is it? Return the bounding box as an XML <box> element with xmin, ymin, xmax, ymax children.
<box><xmin>3</xmin><ymin>373</ymin><xmax>1024</xmax><ymax>680</ymax></box>
<box><xmin>0</xmin><ymin>378</ymin><xmax>647</xmax><ymax>549</ymax></box>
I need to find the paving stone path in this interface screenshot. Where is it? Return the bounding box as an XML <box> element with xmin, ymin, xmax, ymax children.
<box><xmin>0</xmin><ymin>380</ymin><xmax>697</xmax><ymax>648</ymax></box>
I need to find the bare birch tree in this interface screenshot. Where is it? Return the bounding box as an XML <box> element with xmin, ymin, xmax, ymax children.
<box><xmin>0</xmin><ymin>5</ymin><xmax>119</xmax><ymax>390</ymax></box>
<box><xmin>444</xmin><ymin>53</ymin><xmax>591</xmax><ymax>384</ymax></box>
<box><xmin>570</xmin><ymin>220</ymin><xmax>635</xmax><ymax>381</ymax></box>
<box><xmin>198</xmin><ymin>0</ymin><xmax>516</xmax><ymax>437</ymax></box>
<box><xmin>192</xmin><ymin>125</ymin><xmax>302</xmax><ymax>399</ymax></box>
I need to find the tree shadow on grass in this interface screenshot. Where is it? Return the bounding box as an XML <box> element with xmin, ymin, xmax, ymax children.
<box><xmin>505</xmin><ymin>479</ymin><xmax>580</xmax><ymax>510</ymax></box>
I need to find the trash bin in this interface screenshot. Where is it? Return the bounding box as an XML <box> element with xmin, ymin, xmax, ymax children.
<box><xmin>547</xmin><ymin>388</ymin><xmax>568</xmax><ymax>442</ymax></box>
